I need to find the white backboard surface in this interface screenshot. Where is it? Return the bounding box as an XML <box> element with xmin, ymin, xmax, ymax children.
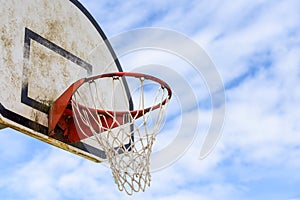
<box><xmin>0</xmin><ymin>0</ymin><xmax>131</xmax><ymax>162</ymax></box>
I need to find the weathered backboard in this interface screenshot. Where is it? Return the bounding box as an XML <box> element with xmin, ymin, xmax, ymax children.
<box><xmin>0</xmin><ymin>0</ymin><xmax>131</xmax><ymax>162</ymax></box>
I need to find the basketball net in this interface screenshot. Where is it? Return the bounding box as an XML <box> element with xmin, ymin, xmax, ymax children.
<box><xmin>71</xmin><ymin>73</ymin><xmax>171</xmax><ymax>195</ymax></box>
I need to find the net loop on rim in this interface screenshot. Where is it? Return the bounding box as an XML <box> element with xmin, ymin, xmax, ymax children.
<box><xmin>69</xmin><ymin>72</ymin><xmax>172</xmax><ymax>195</ymax></box>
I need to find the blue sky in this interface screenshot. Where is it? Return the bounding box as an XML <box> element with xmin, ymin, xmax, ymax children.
<box><xmin>1</xmin><ymin>0</ymin><xmax>300</xmax><ymax>199</ymax></box>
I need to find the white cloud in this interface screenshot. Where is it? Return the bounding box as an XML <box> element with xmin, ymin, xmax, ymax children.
<box><xmin>1</xmin><ymin>0</ymin><xmax>300</xmax><ymax>199</ymax></box>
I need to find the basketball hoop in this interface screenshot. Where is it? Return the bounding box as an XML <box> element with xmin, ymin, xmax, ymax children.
<box><xmin>49</xmin><ymin>72</ymin><xmax>172</xmax><ymax>195</ymax></box>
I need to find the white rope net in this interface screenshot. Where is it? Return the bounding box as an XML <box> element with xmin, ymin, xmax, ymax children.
<box><xmin>71</xmin><ymin>74</ymin><xmax>171</xmax><ymax>195</ymax></box>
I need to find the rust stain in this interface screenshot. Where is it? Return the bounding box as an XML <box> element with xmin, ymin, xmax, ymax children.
<box><xmin>1</xmin><ymin>27</ymin><xmax>13</xmax><ymax>48</ymax></box>
<box><xmin>1</xmin><ymin>25</ymin><xmax>13</xmax><ymax>65</ymax></box>
<box><xmin>45</xmin><ymin>20</ymin><xmax>64</xmax><ymax>42</ymax></box>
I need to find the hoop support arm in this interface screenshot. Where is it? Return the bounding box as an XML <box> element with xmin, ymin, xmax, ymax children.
<box><xmin>48</xmin><ymin>78</ymin><xmax>85</xmax><ymax>135</ymax></box>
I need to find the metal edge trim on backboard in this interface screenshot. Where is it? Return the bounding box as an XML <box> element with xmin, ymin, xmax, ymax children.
<box><xmin>69</xmin><ymin>0</ymin><xmax>134</xmax><ymax>111</ymax></box>
<box><xmin>0</xmin><ymin>103</ymin><xmax>101</xmax><ymax>162</ymax></box>
<box><xmin>69</xmin><ymin>0</ymin><xmax>134</xmax><ymax>158</ymax></box>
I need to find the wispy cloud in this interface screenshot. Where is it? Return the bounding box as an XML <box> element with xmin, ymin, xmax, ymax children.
<box><xmin>1</xmin><ymin>0</ymin><xmax>300</xmax><ymax>199</ymax></box>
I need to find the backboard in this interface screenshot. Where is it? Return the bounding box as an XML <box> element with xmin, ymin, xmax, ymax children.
<box><xmin>0</xmin><ymin>0</ymin><xmax>132</xmax><ymax>162</ymax></box>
